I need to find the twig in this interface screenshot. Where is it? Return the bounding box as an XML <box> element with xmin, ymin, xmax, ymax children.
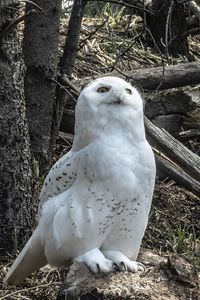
<box><xmin>0</xmin><ymin>282</ymin><xmax>61</xmax><ymax>300</ymax></box>
<box><xmin>98</xmin><ymin>0</ymin><xmax>155</xmax><ymax>15</ymax></box>
<box><xmin>78</xmin><ymin>17</ymin><xmax>109</xmax><ymax>50</ymax></box>
<box><xmin>178</xmin><ymin>129</ymin><xmax>200</xmax><ymax>140</ymax></box>
<box><xmin>19</xmin><ymin>0</ymin><xmax>45</xmax><ymax>13</ymax></box>
<box><xmin>59</xmin><ymin>75</ymin><xmax>80</xmax><ymax>95</ymax></box>
<box><xmin>182</xmin><ymin>27</ymin><xmax>200</xmax><ymax>38</ymax></box>
<box><xmin>51</xmin><ymin>78</ymin><xmax>77</xmax><ymax>102</ymax></box>
<box><xmin>0</xmin><ymin>9</ymin><xmax>38</xmax><ymax>40</ymax></box>
<box><xmin>165</xmin><ymin>0</ymin><xmax>174</xmax><ymax>64</ymax></box>
<box><xmin>110</xmin><ymin>33</ymin><xmax>142</xmax><ymax>72</ymax></box>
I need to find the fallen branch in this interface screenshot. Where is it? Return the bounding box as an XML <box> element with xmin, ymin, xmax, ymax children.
<box><xmin>155</xmin><ymin>154</ymin><xmax>200</xmax><ymax>196</ymax></box>
<box><xmin>74</xmin><ymin>62</ymin><xmax>200</xmax><ymax>91</ymax></box>
<box><xmin>178</xmin><ymin>129</ymin><xmax>200</xmax><ymax>140</ymax></box>
<box><xmin>145</xmin><ymin>117</ymin><xmax>200</xmax><ymax>182</ymax></box>
<box><xmin>99</xmin><ymin>0</ymin><xmax>155</xmax><ymax>14</ymax></box>
<box><xmin>190</xmin><ymin>1</ymin><xmax>200</xmax><ymax>23</ymax></box>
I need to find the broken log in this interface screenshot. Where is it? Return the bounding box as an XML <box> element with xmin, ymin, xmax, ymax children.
<box><xmin>155</xmin><ymin>154</ymin><xmax>200</xmax><ymax>196</ymax></box>
<box><xmin>73</xmin><ymin>62</ymin><xmax>200</xmax><ymax>91</ymax></box>
<box><xmin>145</xmin><ymin>117</ymin><xmax>200</xmax><ymax>182</ymax></box>
<box><xmin>56</xmin><ymin>251</ymin><xmax>199</xmax><ymax>300</ymax></box>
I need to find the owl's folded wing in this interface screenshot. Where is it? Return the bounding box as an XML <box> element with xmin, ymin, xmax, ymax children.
<box><xmin>39</xmin><ymin>150</ymin><xmax>80</xmax><ymax>210</ymax></box>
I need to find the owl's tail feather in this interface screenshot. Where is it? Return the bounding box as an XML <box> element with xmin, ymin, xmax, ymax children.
<box><xmin>5</xmin><ymin>230</ymin><xmax>47</xmax><ymax>285</ymax></box>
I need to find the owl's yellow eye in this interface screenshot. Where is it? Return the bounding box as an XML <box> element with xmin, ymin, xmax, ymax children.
<box><xmin>126</xmin><ymin>88</ymin><xmax>132</xmax><ymax>95</ymax></box>
<box><xmin>97</xmin><ymin>86</ymin><xmax>110</xmax><ymax>93</ymax></box>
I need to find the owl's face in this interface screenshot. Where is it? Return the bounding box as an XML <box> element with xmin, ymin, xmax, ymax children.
<box><xmin>73</xmin><ymin>77</ymin><xmax>145</xmax><ymax>150</ymax></box>
<box><xmin>77</xmin><ymin>77</ymin><xmax>143</xmax><ymax>113</ymax></box>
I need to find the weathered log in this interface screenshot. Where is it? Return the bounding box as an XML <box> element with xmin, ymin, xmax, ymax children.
<box><xmin>145</xmin><ymin>117</ymin><xmax>200</xmax><ymax>182</ymax></box>
<box><xmin>73</xmin><ymin>62</ymin><xmax>200</xmax><ymax>91</ymax></box>
<box><xmin>56</xmin><ymin>251</ymin><xmax>199</xmax><ymax>300</ymax></box>
<box><xmin>155</xmin><ymin>154</ymin><xmax>200</xmax><ymax>196</ymax></box>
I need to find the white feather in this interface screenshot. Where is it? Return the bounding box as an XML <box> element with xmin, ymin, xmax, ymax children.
<box><xmin>5</xmin><ymin>77</ymin><xmax>155</xmax><ymax>284</ymax></box>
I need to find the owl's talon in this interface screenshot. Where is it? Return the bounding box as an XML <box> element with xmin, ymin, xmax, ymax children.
<box><xmin>96</xmin><ymin>263</ymin><xmax>101</xmax><ymax>273</ymax></box>
<box><xmin>75</xmin><ymin>248</ymin><xmax>113</xmax><ymax>274</ymax></box>
<box><xmin>137</xmin><ymin>262</ymin><xmax>145</xmax><ymax>272</ymax></box>
<box><xmin>120</xmin><ymin>261</ymin><xmax>127</xmax><ymax>271</ymax></box>
<box><xmin>103</xmin><ymin>250</ymin><xmax>144</xmax><ymax>273</ymax></box>
<box><xmin>113</xmin><ymin>262</ymin><xmax>120</xmax><ymax>271</ymax></box>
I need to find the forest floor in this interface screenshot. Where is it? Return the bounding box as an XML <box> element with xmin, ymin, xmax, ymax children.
<box><xmin>1</xmin><ymin>12</ymin><xmax>200</xmax><ymax>300</ymax></box>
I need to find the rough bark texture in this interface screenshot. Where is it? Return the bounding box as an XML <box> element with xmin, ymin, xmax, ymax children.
<box><xmin>23</xmin><ymin>0</ymin><xmax>61</xmax><ymax>170</ymax></box>
<box><xmin>0</xmin><ymin>2</ymin><xmax>35</xmax><ymax>257</ymax></box>
<box><xmin>49</xmin><ymin>0</ymin><xmax>87</xmax><ymax>155</ymax></box>
<box><xmin>146</xmin><ymin>0</ymin><xmax>190</xmax><ymax>58</ymax></box>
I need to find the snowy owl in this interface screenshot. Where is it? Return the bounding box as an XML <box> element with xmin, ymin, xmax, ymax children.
<box><xmin>5</xmin><ymin>77</ymin><xmax>156</xmax><ymax>285</ymax></box>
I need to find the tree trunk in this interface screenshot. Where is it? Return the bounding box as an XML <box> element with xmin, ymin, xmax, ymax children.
<box><xmin>0</xmin><ymin>2</ymin><xmax>35</xmax><ymax>257</ymax></box>
<box><xmin>146</xmin><ymin>0</ymin><xmax>190</xmax><ymax>59</ymax></box>
<box><xmin>23</xmin><ymin>0</ymin><xmax>61</xmax><ymax>171</ymax></box>
<box><xmin>49</xmin><ymin>0</ymin><xmax>87</xmax><ymax>155</ymax></box>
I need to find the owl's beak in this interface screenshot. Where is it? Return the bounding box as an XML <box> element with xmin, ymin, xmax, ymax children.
<box><xmin>113</xmin><ymin>96</ymin><xmax>122</xmax><ymax>104</ymax></box>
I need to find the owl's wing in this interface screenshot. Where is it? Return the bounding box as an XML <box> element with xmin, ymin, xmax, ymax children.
<box><xmin>39</xmin><ymin>150</ymin><xmax>80</xmax><ymax>210</ymax></box>
<box><xmin>5</xmin><ymin>150</ymin><xmax>80</xmax><ymax>285</ymax></box>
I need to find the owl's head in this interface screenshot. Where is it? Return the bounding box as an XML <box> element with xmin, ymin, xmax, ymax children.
<box><xmin>77</xmin><ymin>77</ymin><xmax>143</xmax><ymax>113</ymax></box>
<box><xmin>73</xmin><ymin>77</ymin><xmax>145</xmax><ymax>150</ymax></box>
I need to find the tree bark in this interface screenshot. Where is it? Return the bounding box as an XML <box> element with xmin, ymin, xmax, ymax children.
<box><xmin>23</xmin><ymin>0</ymin><xmax>62</xmax><ymax>170</ymax></box>
<box><xmin>0</xmin><ymin>2</ymin><xmax>35</xmax><ymax>257</ymax></box>
<box><xmin>49</xmin><ymin>0</ymin><xmax>87</xmax><ymax>155</ymax></box>
<box><xmin>146</xmin><ymin>0</ymin><xmax>190</xmax><ymax>59</ymax></box>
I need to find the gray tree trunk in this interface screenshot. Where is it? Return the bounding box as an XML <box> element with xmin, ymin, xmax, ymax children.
<box><xmin>0</xmin><ymin>2</ymin><xmax>35</xmax><ymax>257</ymax></box>
<box><xmin>146</xmin><ymin>0</ymin><xmax>190</xmax><ymax>59</ymax></box>
<box><xmin>23</xmin><ymin>0</ymin><xmax>61</xmax><ymax>171</ymax></box>
<box><xmin>49</xmin><ymin>0</ymin><xmax>87</xmax><ymax>155</ymax></box>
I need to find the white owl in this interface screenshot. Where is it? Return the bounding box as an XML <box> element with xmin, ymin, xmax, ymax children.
<box><xmin>5</xmin><ymin>77</ymin><xmax>156</xmax><ymax>285</ymax></box>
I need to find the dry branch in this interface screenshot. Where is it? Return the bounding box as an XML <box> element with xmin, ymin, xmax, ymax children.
<box><xmin>190</xmin><ymin>1</ymin><xmax>200</xmax><ymax>23</ymax></box>
<box><xmin>145</xmin><ymin>117</ymin><xmax>200</xmax><ymax>182</ymax></box>
<box><xmin>74</xmin><ymin>62</ymin><xmax>200</xmax><ymax>91</ymax></box>
<box><xmin>155</xmin><ymin>154</ymin><xmax>200</xmax><ymax>196</ymax></box>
